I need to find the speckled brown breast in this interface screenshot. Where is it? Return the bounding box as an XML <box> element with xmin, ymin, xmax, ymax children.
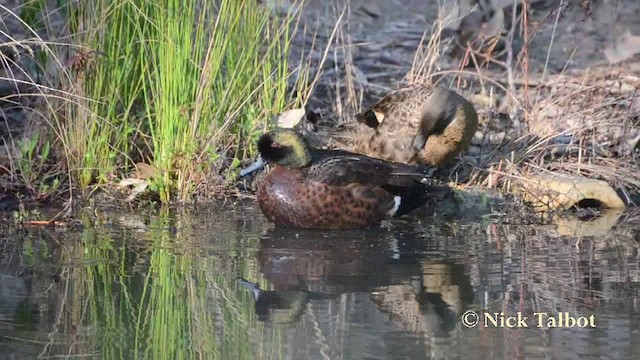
<box><xmin>257</xmin><ymin>166</ymin><xmax>395</xmax><ymax>229</ymax></box>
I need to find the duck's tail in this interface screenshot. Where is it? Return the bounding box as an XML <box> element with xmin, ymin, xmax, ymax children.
<box><xmin>385</xmin><ymin>179</ymin><xmax>455</xmax><ymax>217</ymax></box>
<box><xmin>381</xmin><ymin>184</ymin><xmax>431</xmax><ymax>217</ymax></box>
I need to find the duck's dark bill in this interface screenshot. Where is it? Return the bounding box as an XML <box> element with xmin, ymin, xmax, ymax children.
<box><xmin>239</xmin><ymin>155</ymin><xmax>267</xmax><ymax>177</ymax></box>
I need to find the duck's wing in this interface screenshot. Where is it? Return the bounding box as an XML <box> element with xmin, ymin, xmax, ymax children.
<box><xmin>355</xmin><ymin>84</ymin><xmax>432</xmax><ymax>129</ymax></box>
<box><xmin>306</xmin><ymin>150</ymin><xmax>431</xmax><ymax>187</ymax></box>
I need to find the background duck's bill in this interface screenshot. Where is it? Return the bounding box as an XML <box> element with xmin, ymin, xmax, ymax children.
<box><xmin>239</xmin><ymin>155</ymin><xmax>267</xmax><ymax>177</ymax></box>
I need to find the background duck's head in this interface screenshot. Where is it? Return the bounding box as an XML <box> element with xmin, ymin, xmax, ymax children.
<box><xmin>239</xmin><ymin>129</ymin><xmax>311</xmax><ymax>177</ymax></box>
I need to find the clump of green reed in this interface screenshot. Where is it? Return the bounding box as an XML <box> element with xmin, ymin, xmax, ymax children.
<box><xmin>143</xmin><ymin>0</ymin><xmax>305</xmax><ymax>202</ymax></box>
<box><xmin>59</xmin><ymin>0</ymin><xmax>147</xmax><ymax>190</ymax></box>
<box><xmin>4</xmin><ymin>0</ymin><xmax>305</xmax><ymax>203</ymax></box>
<box><xmin>57</xmin><ymin>0</ymin><xmax>305</xmax><ymax>202</ymax></box>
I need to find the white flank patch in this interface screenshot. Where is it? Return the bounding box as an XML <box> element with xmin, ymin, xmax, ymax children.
<box><xmin>387</xmin><ymin>196</ymin><xmax>402</xmax><ymax>216</ymax></box>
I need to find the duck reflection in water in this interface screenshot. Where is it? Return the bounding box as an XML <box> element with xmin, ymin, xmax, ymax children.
<box><xmin>238</xmin><ymin>227</ymin><xmax>474</xmax><ymax>337</ymax></box>
<box><xmin>237</xmin><ymin>277</ymin><xmax>333</xmax><ymax>324</ymax></box>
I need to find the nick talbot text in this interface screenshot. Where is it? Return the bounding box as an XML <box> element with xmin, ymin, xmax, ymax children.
<box><xmin>483</xmin><ymin>312</ymin><xmax>596</xmax><ymax>328</ymax></box>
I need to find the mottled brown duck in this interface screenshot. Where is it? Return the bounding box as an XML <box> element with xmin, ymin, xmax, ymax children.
<box><xmin>332</xmin><ymin>84</ymin><xmax>479</xmax><ymax>167</ymax></box>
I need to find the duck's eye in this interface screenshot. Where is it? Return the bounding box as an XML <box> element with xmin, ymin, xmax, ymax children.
<box><xmin>270</xmin><ymin>142</ymin><xmax>282</xmax><ymax>148</ymax></box>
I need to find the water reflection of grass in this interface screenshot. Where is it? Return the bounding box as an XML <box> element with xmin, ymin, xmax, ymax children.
<box><xmin>3</xmin><ymin>206</ymin><xmax>640</xmax><ymax>358</ymax></box>
<box><xmin>44</xmin><ymin>211</ymin><xmax>278</xmax><ymax>359</ymax></box>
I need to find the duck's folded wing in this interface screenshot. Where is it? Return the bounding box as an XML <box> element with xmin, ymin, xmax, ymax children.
<box><xmin>307</xmin><ymin>155</ymin><xmax>430</xmax><ymax>187</ymax></box>
<box><xmin>355</xmin><ymin>84</ymin><xmax>432</xmax><ymax>128</ymax></box>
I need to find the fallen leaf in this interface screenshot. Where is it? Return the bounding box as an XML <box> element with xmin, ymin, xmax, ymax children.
<box><xmin>135</xmin><ymin>162</ymin><xmax>159</xmax><ymax>179</ymax></box>
<box><xmin>276</xmin><ymin>108</ymin><xmax>306</xmax><ymax>128</ymax></box>
<box><xmin>604</xmin><ymin>31</ymin><xmax>640</xmax><ymax>64</ymax></box>
<box><xmin>118</xmin><ymin>178</ymin><xmax>146</xmax><ymax>187</ymax></box>
<box><xmin>118</xmin><ymin>178</ymin><xmax>150</xmax><ymax>202</ymax></box>
<box><xmin>481</xmin><ymin>7</ymin><xmax>504</xmax><ymax>38</ymax></box>
<box><xmin>23</xmin><ymin>220</ymin><xmax>68</xmax><ymax>227</ymax></box>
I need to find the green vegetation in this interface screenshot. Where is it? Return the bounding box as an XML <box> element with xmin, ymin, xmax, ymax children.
<box><xmin>2</xmin><ymin>0</ymin><xmax>306</xmax><ymax>203</ymax></box>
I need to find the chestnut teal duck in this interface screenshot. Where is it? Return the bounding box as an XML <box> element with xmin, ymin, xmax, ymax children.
<box><xmin>239</xmin><ymin>129</ymin><xmax>433</xmax><ymax>229</ymax></box>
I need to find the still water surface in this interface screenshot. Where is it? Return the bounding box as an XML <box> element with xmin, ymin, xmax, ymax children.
<box><xmin>1</xmin><ymin>202</ymin><xmax>639</xmax><ymax>359</ymax></box>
